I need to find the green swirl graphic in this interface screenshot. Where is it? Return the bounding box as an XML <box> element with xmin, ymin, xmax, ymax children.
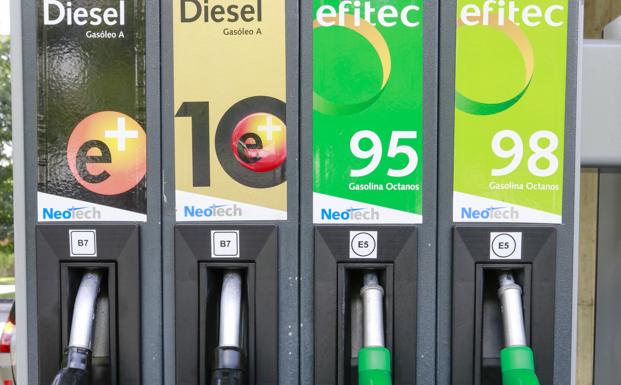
<box><xmin>313</xmin><ymin>15</ymin><xmax>392</xmax><ymax>115</ymax></box>
<box><xmin>456</xmin><ymin>14</ymin><xmax>535</xmax><ymax>116</ymax></box>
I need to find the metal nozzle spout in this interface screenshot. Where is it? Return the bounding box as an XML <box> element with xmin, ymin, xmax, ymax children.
<box><xmin>358</xmin><ymin>271</ymin><xmax>392</xmax><ymax>385</ymax></box>
<box><xmin>51</xmin><ymin>270</ymin><xmax>103</xmax><ymax>383</ymax></box>
<box><xmin>210</xmin><ymin>271</ymin><xmax>247</xmax><ymax>385</ymax></box>
<box><xmin>361</xmin><ymin>271</ymin><xmax>385</xmax><ymax>348</ymax></box>
<box><xmin>69</xmin><ymin>271</ymin><xmax>103</xmax><ymax>351</ymax></box>
<box><xmin>498</xmin><ymin>271</ymin><xmax>527</xmax><ymax>347</ymax></box>
<box><xmin>219</xmin><ymin>271</ymin><xmax>243</xmax><ymax>348</ymax></box>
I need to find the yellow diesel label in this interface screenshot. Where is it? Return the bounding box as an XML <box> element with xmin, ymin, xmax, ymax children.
<box><xmin>173</xmin><ymin>0</ymin><xmax>287</xmax><ymax>221</ymax></box>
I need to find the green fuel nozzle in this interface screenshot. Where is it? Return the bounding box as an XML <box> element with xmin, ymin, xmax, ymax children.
<box><xmin>500</xmin><ymin>346</ymin><xmax>540</xmax><ymax>385</ymax></box>
<box><xmin>358</xmin><ymin>272</ymin><xmax>392</xmax><ymax>385</ymax></box>
<box><xmin>498</xmin><ymin>272</ymin><xmax>540</xmax><ymax>385</ymax></box>
<box><xmin>210</xmin><ymin>271</ymin><xmax>247</xmax><ymax>385</ymax></box>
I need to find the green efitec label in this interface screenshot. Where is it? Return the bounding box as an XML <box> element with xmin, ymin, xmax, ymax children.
<box><xmin>313</xmin><ymin>0</ymin><xmax>424</xmax><ymax>224</ymax></box>
<box><xmin>453</xmin><ymin>0</ymin><xmax>569</xmax><ymax>224</ymax></box>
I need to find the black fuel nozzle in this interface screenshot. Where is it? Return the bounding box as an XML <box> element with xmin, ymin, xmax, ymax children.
<box><xmin>210</xmin><ymin>346</ymin><xmax>247</xmax><ymax>385</ymax></box>
<box><xmin>210</xmin><ymin>271</ymin><xmax>247</xmax><ymax>385</ymax></box>
<box><xmin>51</xmin><ymin>347</ymin><xmax>92</xmax><ymax>385</ymax></box>
<box><xmin>51</xmin><ymin>271</ymin><xmax>102</xmax><ymax>385</ymax></box>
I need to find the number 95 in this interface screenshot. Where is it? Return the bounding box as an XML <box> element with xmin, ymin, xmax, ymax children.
<box><xmin>350</xmin><ymin>130</ymin><xmax>419</xmax><ymax>178</ymax></box>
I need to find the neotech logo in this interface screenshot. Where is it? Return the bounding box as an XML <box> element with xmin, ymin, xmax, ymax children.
<box><xmin>183</xmin><ymin>204</ymin><xmax>243</xmax><ymax>218</ymax></box>
<box><xmin>460</xmin><ymin>206</ymin><xmax>519</xmax><ymax>220</ymax></box>
<box><xmin>41</xmin><ymin>206</ymin><xmax>102</xmax><ymax>220</ymax></box>
<box><xmin>320</xmin><ymin>207</ymin><xmax>380</xmax><ymax>221</ymax></box>
<box><xmin>66</xmin><ymin>111</ymin><xmax>147</xmax><ymax>195</ymax></box>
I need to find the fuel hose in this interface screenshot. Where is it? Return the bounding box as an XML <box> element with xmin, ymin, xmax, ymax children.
<box><xmin>52</xmin><ymin>271</ymin><xmax>103</xmax><ymax>385</ymax></box>
<box><xmin>498</xmin><ymin>271</ymin><xmax>540</xmax><ymax>385</ymax></box>
<box><xmin>358</xmin><ymin>272</ymin><xmax>392</xmax><ymax>385</ymax></box>
<box><xmin>210</xmin><ymin>271</ymin><xmax>247</xmax><ymax>385</ymax></box>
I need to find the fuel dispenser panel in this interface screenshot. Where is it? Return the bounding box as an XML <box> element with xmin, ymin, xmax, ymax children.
<box><xmin>451</xmin><ymin>227</ymin><xmax>556</xmax><ymax>385</ymax></box>
<box><xmin>175</xmin><ymin>225</ymin><xmax>278</xmax><ymax>385</ymax></box>
<box><xmin>314</xmin><ymin>226</ymin><xmax>417</xmax><ymax>385</ymax></box>
<box><xmin>36</xmin><ymin>224</ymin><xmax>141</xmax><ymax>385</ymax></box>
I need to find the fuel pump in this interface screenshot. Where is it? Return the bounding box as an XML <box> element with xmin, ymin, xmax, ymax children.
<box><xmin>35</xmin><ymin>225</ymin><xmax>141</xmax><ymax>385</ymax></box>
<box><xmin>52</xmin><ymin>271</ymin><xmax>103</xmax><ymax>385</ymax></box>
<box><xmin>358</xmin><ymin>272</ymin><xmax>391</xmax><ymax>385</ymax></box>
<box><xmin>450</xmin><ymin>227</ymin><xmax>557</xmax><ymax>384</ymax></box>
<box><xmin>313</xmin><ymin>226</ymin><xmax>417</xmax><ymax>384</ymax></box>
<box><xmin>440</xmin><ymin>1</ymin><xmax>580</xmax><ymax>384</ymax></box>
<box><xmin>498</xmin><ymin>272</ymin><xmax>540</xmax><ymax>385</ymax></box>
<box><xmin>175</xmin><ymin>225</ymin><xmax>278</xmax><ymax>385</ymax></box>
<box><xmin>210</xmin><ymin>271</ymin><xmax>247</xmax><ymax>385</ymax></box>
<box><xmin>306</xmin><ymin>1</ymin><xmax>437</xmax><ymax>384</ymax></box>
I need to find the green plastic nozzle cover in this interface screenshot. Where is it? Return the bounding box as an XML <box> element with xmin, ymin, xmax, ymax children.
<box><xmin>501</xmin><ymin>346</ymin><xmax>541</xmax><ymax>385</ymax></box>
<box><xmin>358</xmin><ymin>346</ymin><xmax>392</xmax><ymax>385</ymax></box>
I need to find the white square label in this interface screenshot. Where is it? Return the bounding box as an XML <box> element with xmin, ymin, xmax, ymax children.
<box><xmin>349</xmin><ymin>231</ymin><xmax>378</xmax><ymax>259</ymax></box>
<box><xmin>211</xmin><ymin>230</ymin><xmax>240</xmax><ymax>258</ymax></box>
<box><xmin>490</xmin><ymin>232</ymin><xmax>522</xmax><ymax>260</ymax></box>
<box><xmin>69</xmin><ymin>230</ymin><xmax>97</xmax><ymax>257</ymax></box>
